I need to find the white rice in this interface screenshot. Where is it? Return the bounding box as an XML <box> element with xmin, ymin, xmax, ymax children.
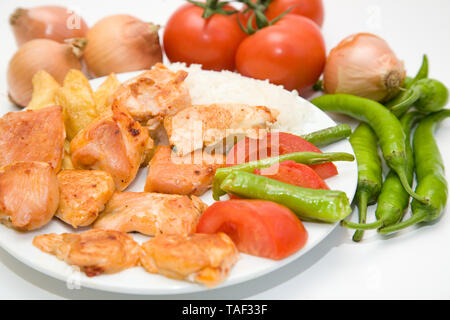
<box><xmin>167</xmin><ymin>63</ymin><xmax>320</xmax><ymax>136</ymax></box>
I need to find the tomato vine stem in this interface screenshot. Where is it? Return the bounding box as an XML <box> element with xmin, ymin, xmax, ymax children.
<box><xmin>186</xmin><ymin>0</ymin><xmax>238</xmax><ymax>18</ymax></box>
<box><xmin>235</xmin><ymin>0</ymin><xmax>291</xmax><ymax>34</ymax></box>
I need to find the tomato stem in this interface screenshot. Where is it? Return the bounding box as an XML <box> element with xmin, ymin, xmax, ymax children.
<box><xmin>186</xmin><ymin>0</ymin><xmax>238</xmax><ymax>19</ymax></box>
<box><xmin>235</xmin><ymin>0</ymin><xmax>291</xmax><ymax>35</ymax></box>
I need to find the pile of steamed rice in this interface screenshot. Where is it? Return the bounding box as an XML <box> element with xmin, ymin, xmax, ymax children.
<box><xmin>167</xmin><ymin>63</ymin><xmax>322</xmax><ymax>136</ymax></box>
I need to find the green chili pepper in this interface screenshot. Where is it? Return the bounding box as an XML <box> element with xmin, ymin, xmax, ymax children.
<box><xmin>379</xmin><ymin>110</ymin><xmax>450</xmax><ymax>234</ymax></box>
<box><xmin>301</xmin><ymin>124</ymin><xmax>352</xmax><ymax>147</ymax></box>
<box><xmin>311</xmin><ymin>93</ymin><xmax>429</xmax><ymax>205</ymax></box>
<box><xmin>389</xmin><ymin>78</ymin><xmax>448</xmax><ymax>117</ymax></box>
<box><xmin>220</xmin><ymin>171</ymin><xmax>352</xmax><ymax>223</ymax></box>
<box><xmin>212</xmin><ymin>151</ymin><xmax>355</xmax><ymax>200</ymax></box>
<box><xmin>343</xmin><ymin>112</ymin><xmax>423</xmax><ymax>232</ymax></box>
<box><xmin>402</xmin><ymin>76</ymin><xmax>414</xmax><ymax>89</ymax></box>
<box><xmin>411</xmin><ymin>54</ymin><xmax>429</xmax><ymax>86</ymax></box>
<box><xmin>341</xmin><ymin>123</ymin><xmax>382</xmax><ymax>242</ymax></box>
<box><xmin>386</xmin><ymin>54</ymin><xmax>429</xmax><ymax>117</ymax></box>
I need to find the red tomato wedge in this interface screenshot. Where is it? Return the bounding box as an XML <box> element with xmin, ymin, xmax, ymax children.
<box><xmin>226</xmin><ymin>132</ymin><xmax>338</xmax><ymax>179</ymax></box>
<box><xmin>196</xmin><ymin>200</ymin><xmax>308</xmax><ymax>260</ymax></box>
<box><xmin>254</xmin><ymin>160</ymin><xmax>329</xmax><ymax>189</ymax></box>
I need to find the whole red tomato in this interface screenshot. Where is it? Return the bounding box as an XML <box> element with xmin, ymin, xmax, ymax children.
<box><xmin>235</xmin><ymin>14</ymin><xmax>326</xmax><ymax>94</ymax></box>
<box><xmin>265</xmin><ymin>0</ymin><xmax>324</xmax><ymax>27</ymax></box>
<box><xmin>163</xmin><ymin>3</ymin><xmax>247</xmax><ymax>71</ymax></box>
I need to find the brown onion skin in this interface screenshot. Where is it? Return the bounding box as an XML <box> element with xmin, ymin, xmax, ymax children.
<box><xmin>84</xmin><ymin>14</ymin><xmax>163</xmax><ymax>78</ymax></box>
<box><xmin>7</xmin><ymin>39</ymin><xmax>83</xmax><ymax>107</ymax></box>
<box><xmin>323</xmin><ymin>33</ymin><xmax>405</xmax><ymax>102</ymax></box>
<box><xmin>10</xmin><ymin>6</ymin><xmax>88</xmax><ymax>46</ymax></box>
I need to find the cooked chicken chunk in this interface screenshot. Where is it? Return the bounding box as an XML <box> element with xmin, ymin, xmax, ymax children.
<box><xmin>93</xmin><ymin>192</ymin><xmax>207</xmax><ymax>236</ymax></box>
<box><xmin>164</xmin><ymin>103</ymin><xmax>279</xmax><ymax>155</ymax></box>
<box><xmin>140</xmin><ymin>233</ymin><xmax>239</xmax><ymax>287</ymax></box>
<box><xmin>0</xmin><ymin>161</ymin><xmax>59</xmax><ymax>230</ymax></box>
<box><xmin>56</xmin><ymin>170</ymin><xmax>115</xmax><ymax>228</ymax></box>
<box><xmin>70</xmin><ymin>102</ymin><xmax>153</xmax><ymax>191</ymax></box>
<box><xmin>114</xmin><ymin>63</ymin><xmax>191</xmax><ymax>123</ymax></box>
<box><xmin>0</xmin><ymin>105</ymin><xmax>65</xmax><ymax>172</ymax></box>
<box><xmin>33</xmin><ymin>229</ymin><xmax>141</xmax><ymax>277</ymax></box>
<box><xmin>144</xmin><ymin>146</ymin><xmax>225</xmax><ymax>196</ymax></box>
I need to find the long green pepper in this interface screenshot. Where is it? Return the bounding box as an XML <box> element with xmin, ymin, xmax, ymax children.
<box><xmin>343</xmin><ymin>111</ymin><xmax>423</xmax><ymax>231</ymax></box>
<box><xmin>212</xmin><ymin>151</ymin><xmax>355</xmax><ymax>200</ymax></box>
<box><xmin>386</xmin><ymin>54</ymin><xmax>429</xmax><ymax>117</ymax></box>
<box><xmin>220</xmin><ymin>171</ymin><xmax>352</xmax><ymax>223</ymax></box>
<box><xmin>300</xmin><ymin>124</ymin><xmax>352</xmax><ymax>147</ymax></box>
<box><xmin>311</xmin><ymin>94</ymin><xmax>429</xmax><ymax>204</ymax></box>
<box><xmin>379</xmin><ymin>110</ymin><xmax>450</xmax><ymax>234</ymax></box>
<box><xmin>386</xmin><ymin>55</ymin><xmax>449</xmax><ymax>117</ymax></box>
<box><xmin>389</xmin><ymin>78</ymin><xmax>448</xmax><ymax>117</ymax></box>
<box><xmin>341</xmin><ymin>123</ymin><xmax>382</xmax><ymax>242</ymax></box>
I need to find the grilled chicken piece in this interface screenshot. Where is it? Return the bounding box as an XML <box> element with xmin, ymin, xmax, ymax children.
<box><xmin>140</xmin><ymin>233</ymin><xmax>239</xmax><ymax>287</ymax></box>
<box><xmin>70</xmin><ymin>102</ymin><xmax>154</xmax><ymax>191</ymax></box>
<box><xmin>33</xmin><ymin>229</ymin><xmax>141</xmax><ymax>277</ymax></box>
<box><xmin>164</xmin><ymin>103</ymin><xmax>279</xmax><ymax>156</ymax></box>
<box><xmin>0</xmin><ymin>162</ymin><xmax>59</xmax><ymax>230</ymax></box>
<box><xmin>0</xmin><ymin>105</ymin><xmax>65</xmax><ymax>172</ymax></box>
<box><xmin>144</xmin><ymin>145</ymin><xmax>226</xmax><ymax>196</ymax></box>
<box><xmin>56</xmin><ymin>170</ymin><xmax>115</xmax><ymax>228</ymax></box>
<box><xmin>114</xmin><ymin>63</ymin><xmax>191</xmax><ymax>123</ymax></box>
<box><xmin>93</xmin><ymin>192</ymin><xmax>207</xmax><ymax>236</ymax></box>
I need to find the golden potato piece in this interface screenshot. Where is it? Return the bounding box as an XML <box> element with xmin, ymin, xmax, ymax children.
<box><xmin>27</xmin><ymin>71</ymin><xmax>61</xmax><ymax>110</ymax></box>
<box><xmin>55</xmin><ymin>69</ymin><xmax>98</xmax><ymax>140</ymax></box>
<box><xmin>94</xmin><ymin>73</ymin><xmax>121</xmax><ymax>115</ymax></box>
<box><xmin>61</xmin><ymin>139</ymin><xmax>74</xmax><ymax>170</ymax></box>
<box><xmin>56</xmin><ymin>169</ymin><xmax>115</xmax><ymax>228</ymax></box>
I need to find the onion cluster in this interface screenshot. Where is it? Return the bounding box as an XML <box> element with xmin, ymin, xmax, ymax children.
<box><xmin>7</xmin><ymin>5</ymin><xmax>163</xmax><ymax>107</ymax></box>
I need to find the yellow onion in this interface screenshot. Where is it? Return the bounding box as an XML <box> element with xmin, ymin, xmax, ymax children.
<box><xmin>323</xmin><ymin>33</ymin><xmax>405</xmax><ymax>102</ymax></box>
<box><xmin>7</xmin><ymin>38</ymin><xmax>86</xmax><ymax>107</ymax></box>
<box><xmin>84</xmin><ymin>14</ymin><xmax>163</xmax><ymax>78</ymax></box>
<box><xmin>10</xmin><ymin>5</ymin><xmax>88</xmax><ymax>46</ymax></box>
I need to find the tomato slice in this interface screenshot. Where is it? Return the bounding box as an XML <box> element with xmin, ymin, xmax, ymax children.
<box><xmin>254</xmin><ymin>160</ymin><xmax>329</xmax><ymax>189</ymax></box>
<box><xmin>226</xmin><ymin>132</ymin><xmax>338</xmax><ymax>179</ymax></box>
<box><xmin>196</xmin><ymin>199</ymin><xmax>308</xmax><ymax>260</ymax></box>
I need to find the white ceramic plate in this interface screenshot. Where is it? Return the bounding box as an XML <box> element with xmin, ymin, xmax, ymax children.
<box><xmin>0</xmin><ymin>69</ymin><xmax>357</xmax><ymax>295</ymax></box>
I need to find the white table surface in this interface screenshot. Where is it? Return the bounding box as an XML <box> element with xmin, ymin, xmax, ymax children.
<box><xmin>1</xmin><ymin>0</ymin><xmax>450</xmax><ymax>300</ymax></box>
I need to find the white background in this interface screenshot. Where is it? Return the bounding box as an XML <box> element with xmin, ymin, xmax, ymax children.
<box><xmin>0</xmin><ymin>0</ymin><xmax>450</xmax><ymax>299</ymax></box>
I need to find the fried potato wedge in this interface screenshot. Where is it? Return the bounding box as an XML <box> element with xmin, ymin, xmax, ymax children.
<box><xmin>94</xmin><ymin>73</ymin><xmax>121</xmax><ymax>115</ymax></box>
<box><xmin>61</xmin><ymin>139</ymin><xmax>74</xmax><ymax>170</ymax></box>
<box><xmin>27</xmin><ymin>71</ymin><xmax>61</xmax><ymax>110</ymax></box>
<box><xmin>55</xmin><ymin>69</ymin><xmax>98</xmax><ymax>140</ymax></box>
